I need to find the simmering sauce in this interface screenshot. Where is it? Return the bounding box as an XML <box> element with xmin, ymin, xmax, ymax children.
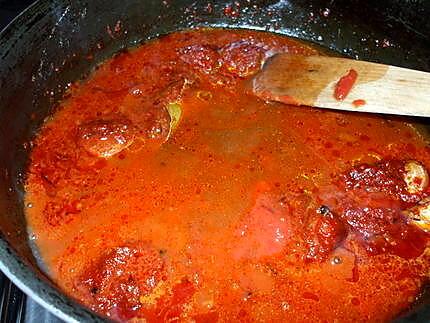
<box><xmin>25</xmin><ymin>29</ymin><xmax>430</xmax><ymax>322</ymax></box>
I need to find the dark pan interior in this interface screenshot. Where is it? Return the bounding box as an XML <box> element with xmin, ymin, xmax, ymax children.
<box><xmin>0</xmin><ymin>0</ymin><xmax>429</xmax><ymax>321</ymax></box>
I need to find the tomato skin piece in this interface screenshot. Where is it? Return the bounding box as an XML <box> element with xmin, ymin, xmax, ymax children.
<box><xmin>334</xmin><ymin>69</ymin><xmax>358</xmax><ymax>101</ymax></box>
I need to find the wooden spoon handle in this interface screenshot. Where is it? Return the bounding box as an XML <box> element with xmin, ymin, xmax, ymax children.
<box><xmin>252</xmin><ymin>54</ymin><xmax>430</xmax><ymax>117</ymax></box>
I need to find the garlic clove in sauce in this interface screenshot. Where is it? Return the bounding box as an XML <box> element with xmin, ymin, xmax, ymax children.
<box><xmin>403</xmin><ymin>160</ymin><xmax>429</xmax><ymax>194</ymax></box>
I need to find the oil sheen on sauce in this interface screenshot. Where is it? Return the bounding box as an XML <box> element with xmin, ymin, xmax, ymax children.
<box><xmin>24</xmin><ymin>29</ymin><xmax>430</xmax><ymax>322</ymax></box>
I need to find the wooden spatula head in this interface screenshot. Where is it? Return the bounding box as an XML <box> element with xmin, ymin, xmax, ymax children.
<box><xmin>251</xmin><ymin>54</ymin><xmax>430</xmax><ymax>117</ymax></box>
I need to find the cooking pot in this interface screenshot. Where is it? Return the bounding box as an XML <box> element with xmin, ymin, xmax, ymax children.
<box><xmin>0</xmin><ymin>0</ymin><xmax>429</xmax><ymax>321</ymax></box>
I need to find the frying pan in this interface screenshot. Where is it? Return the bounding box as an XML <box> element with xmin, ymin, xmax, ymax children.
<box><xmin>0</xmin><ymin>0</ymin><xmax>429</xmax><ymax>321</ymax></box>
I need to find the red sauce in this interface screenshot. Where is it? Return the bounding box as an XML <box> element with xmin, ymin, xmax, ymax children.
<box><xmin>25</xmin><ymin>29</ymin><xmax>430</xmax><ymax>322</ymax></box>
<box><xmin>352</xmin><ymin>99</ymin><xmax>366</xmax><ymax>107</ymax></box>
<box><xmin>334</xmin><ymin>69</ymin><xmax>358</xmax><ymax>100</ymax></box>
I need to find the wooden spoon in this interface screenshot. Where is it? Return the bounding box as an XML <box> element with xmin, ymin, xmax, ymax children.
<box><xmin>251</xmin><ymin>54</ymin><xmax>430</xmax><ymax>117</ymax></box>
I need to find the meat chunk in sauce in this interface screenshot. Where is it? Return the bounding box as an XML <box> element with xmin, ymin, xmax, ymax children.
<box><xmin>219</xmin><ymin>41</ymin><xmax>265</xmax><ymax>78</ymax></box>
<box><xmin>179</xmin><ymin>44</ymin><xmax>221</xmax><ymax>75</ymax></box>
<box><xmin>334</xmin><ymin>159</ymin><xmax>430</xmax><ymax>258</ymax></box>
<box><xmin>120</xmin><ymin>78</ymin><xmax>190</xmax><ymax>143</ymax></box>
<box><xmin>77</xmin><ymin>119</ymin><xmax>135</xmax><ymax>158</ymax></box>
<box><xmin>341</xmin><ymin>159</ymin><xmax>429</xmax><ymax>205</ymax></box>
<box><xmin>77</xmin><ymin>241</ymin><xmax>200</xmax><ymax>322</ymax></box>
<box><xmin>342</xmin><ymin>206</ymin><xmax>427</xmax><ymax>258</ymax></box>
<box><xmin>304</xmin><ymin>206</ymin><xmax>346</xmax><ymax>262</ymax></box>
<box><xmin>78</xmin><ymin>242</ymin><xmax>166</xmax><ymax>320</ymax></box>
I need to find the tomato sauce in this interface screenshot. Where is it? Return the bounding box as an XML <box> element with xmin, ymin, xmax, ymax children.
<box><xmin>24</xmin><ymin>29</ymin><xmax>430</xmax><ymax>322</ymax></box>
<box><xmin>352</xmin><ymin>99</ymin><xmax>366</xmax><ymax>107</ymax></box>
<box><xmin>334</xmin><ymin>69</ymin><xmax>358</xmax><ymax>101</ymax></box>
